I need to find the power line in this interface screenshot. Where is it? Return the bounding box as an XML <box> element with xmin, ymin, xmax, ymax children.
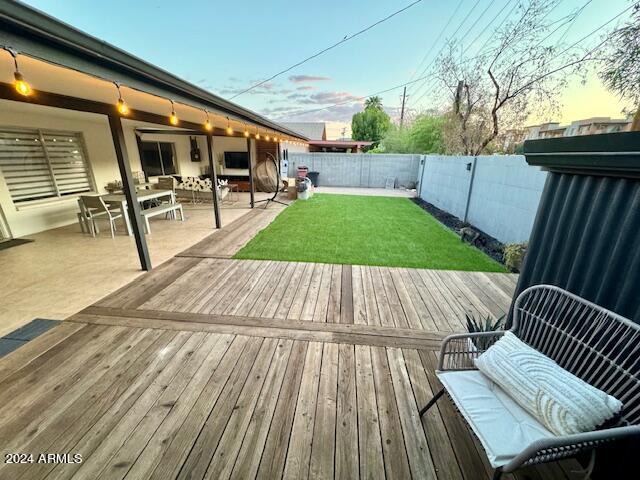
<box><xmin>412</xmin><ymin>0</ymin><xmax>521</xmax><ymax>105</ymax></box>
<box><xmin>412</xmin><ymin>0</ymin><xmax>581</xmax><ymax>107</ymax></box>
<box><xmin>467</xmin><ymin>0</ymin><xmax>519</xmax><ymax>53</ymax></box>
<box><xmin>459</xmin><ymin>0</ymin><xmax>499</xmax><ymax>47</ymax></box>
<box><xmin>407</xmin><ymin>0</ymin><xmax>484</xmax><ymax>99</ymax></box>
<box><xmin>407</xmin><ymin>0</ymin><xmax>465</xmax><ymax>84</ymax></box>
<box><xmin>277</xmin><ymin>71</ymin><xmax>438</xmax><ymax>119</ymax></box>
<box><xmin>230</xmin><ymin>0</ymin><xmax>424</xmax><ymax>99</ymax></box>
<box><xmin>278</xmin><ymin>1</ymin><xmax>637</xmax><ymax>120</ymax></box>
<box><xmin>413</xmin><ymin>0</ymin><xmax>504</xmax><ymax>103</ymax></box>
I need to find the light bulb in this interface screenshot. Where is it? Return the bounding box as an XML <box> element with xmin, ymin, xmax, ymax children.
<box><xmin>14</xmin><ymin>72</ymin><xmax>31</xmax><ymax>96</ymax></box>
<box><xmin>226</xmin><ymin>126</ymin><xmax>233</xmax><ymax>135</ymax></box>
<box><xmin>244</xmin><ymin>129</ymin><xmax>249</xmax><ymax>137</ymax></box>
<box><xmin>205</xmin><ymin>120</ymin><xmax>213</xmax><ymax>131</ymax></box>
<box><xmin>117</xmin><ymin>98</ymin><xmax>129</xmax><ymax>115</ymax></box>
<box><xmin>265</xmin><ymin>135</ymin><xmax>270</xmax><ymax>141</ymax></box>
<box><xmin>170</xmin><ymin>112</ymin><xmax>178</xmax><ymax>125</ymax></box>
<box><xmin>256</xmin><ymin>133</ymin><xmax>260</xmax><ymax>139</ymax></box>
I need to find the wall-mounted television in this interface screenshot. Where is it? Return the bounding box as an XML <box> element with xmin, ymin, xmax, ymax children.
<box><xmin>224</xmin><ymin>151</ymin><xmax>249</xmax><ymax>169</ymax></box>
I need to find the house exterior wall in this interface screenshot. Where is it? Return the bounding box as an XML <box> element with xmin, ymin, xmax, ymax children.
<box><xmin>0</xmin><ymin>100</ymin><xmax>251</xmax><ymax>238</ymax></box>
<box><xmin>0</xmin><ymin>102</ymin><xmax>119</xmax><ymax>237</ymax></box>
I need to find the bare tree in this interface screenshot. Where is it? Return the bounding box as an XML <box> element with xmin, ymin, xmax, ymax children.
<box><xmin>437</xmin><ymin>0</ymin><xmax>599</xmax><ymax>155</ymax></box>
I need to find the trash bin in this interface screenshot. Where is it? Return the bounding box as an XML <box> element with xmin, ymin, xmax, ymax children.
<box><xmin>308</xmin><ymin>171</ymin><xmax>320</xmax><ymax>187</ymax></box>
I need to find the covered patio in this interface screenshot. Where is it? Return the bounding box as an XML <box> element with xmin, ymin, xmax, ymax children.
<box><xmin>0</xmin><ymin>195</ymin><xmax>284</xmax><ymax>337</ymax></box>
<box><xmin>0</xmin><ymin>2</ymin><xmax>307</xmax><ymax>276</ymax></box>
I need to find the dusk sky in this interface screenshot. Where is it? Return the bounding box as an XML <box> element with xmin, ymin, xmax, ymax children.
<box><xmin>23</xmin><ymin>0</ymin><xmax>633</xmax><ymax>138</ymax></box>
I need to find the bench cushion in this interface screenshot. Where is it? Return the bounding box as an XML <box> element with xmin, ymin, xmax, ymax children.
<box><xmin>475</xmin><ymin>332</ymin><xmax>622</xmax><ymax>436</ymax></box>
<box><xmin>437</xmin><ymin>370</ymin><xmax>554</xmax><ymax>468</ymax></box>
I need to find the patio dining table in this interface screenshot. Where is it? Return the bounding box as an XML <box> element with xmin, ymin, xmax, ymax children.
<box><xmin>100</xmin><ymin>189</ymin><xmax>175</xmax><ymax>236</ymax></box>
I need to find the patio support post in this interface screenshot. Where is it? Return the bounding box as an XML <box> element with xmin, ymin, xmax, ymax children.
<box><xmin>108</xmin><ymin>114</ymin><xmax>152</xmax><ymax>271</ymax></box>
<box><xmin>206</xmin><ymin>134</ymin><xmax>222</xmax><ymax>229</ymax></box>
<box><xmin>247</xmin><ymin>137</ymin><xmax>255</xmax><ymax>208</ymax></box>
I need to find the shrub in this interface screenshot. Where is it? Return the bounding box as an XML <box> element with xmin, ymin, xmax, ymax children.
<box><xmin>503</xmin><ymin>242</ymin><xmax>528</xmax><ymax>272</ymax></box>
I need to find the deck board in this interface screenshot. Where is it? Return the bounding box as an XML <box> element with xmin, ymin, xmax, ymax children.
<box><xmin>0</xmin><ymin>205</ymin><xmax>582</xmax><ymax>479</ymax></box>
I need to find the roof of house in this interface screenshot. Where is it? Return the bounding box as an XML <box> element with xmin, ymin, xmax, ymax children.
<box><xmin>0</xmin><ymin>1</ymin><xmax>307</xmax><ymax>140</ymax></box>
<box><xmin>309</xmin><ymin>140</ymin><xmax>373</xmax><ymax>147</ymax></box>
<box><xmin>280</xmin><ymin>122</ymin><xmax>326</xmax><ymax>140</ymax></box>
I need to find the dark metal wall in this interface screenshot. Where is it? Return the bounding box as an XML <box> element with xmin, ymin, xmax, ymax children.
<box><xmin>514</xmin><ymin>171</ymin><xmax>640</xmax><ymax>322</ymax></box>
<box><xmin>517</xmin><ymin>132</ymin><xmax>640</xmax><ymax>478</ymax></box>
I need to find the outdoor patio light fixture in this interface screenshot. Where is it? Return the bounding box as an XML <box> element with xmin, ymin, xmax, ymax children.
<box><xmin>255</xmin><ymin>126</ymin><xmax>260</xmax><ymax>140</ymax></box>
<box><xmin>204</xmin><ymin>109</ymin><xmax>213</xmax><ymax>131</ymax></box>
<box><xmin>226</xmin><ymin>117</ymin><xmax>233</xmax><ymax>135</ymax></box>
<box><xmin>169</xmin><ymin>100</ymin><xmax>178</xmax><ymax>125</ymax></box>
<box><xmin>6</xmin><ymin>49</ymin><xmax>31</xmax><ymax>96</ymax></box>
<box><xmin>243</xmin><ymin>124</ymin><xmax>250</xmax><ymax>137</ymax></box>
<box><xmin>114</xmin><ymin>82</ymin><xmax>129</xmax><ymax>115</ymax></box>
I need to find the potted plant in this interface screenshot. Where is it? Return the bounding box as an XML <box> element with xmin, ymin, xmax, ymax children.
<box><xmin>465</xmin><ymin>313</ymin><xmax>505</xmax><ymax>351</ymax></box>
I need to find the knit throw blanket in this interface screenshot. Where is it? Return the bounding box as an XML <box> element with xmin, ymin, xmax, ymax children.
<box><xmin>475</xmin><ymin>332</ymin><xmax>622</xmax><ymax>436</ymax></box>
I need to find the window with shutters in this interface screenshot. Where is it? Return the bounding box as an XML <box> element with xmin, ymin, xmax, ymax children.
<box><xmin>0</xmin><ymin>128</ymin><xmax>94</xmax><ymax>204</ymax></box>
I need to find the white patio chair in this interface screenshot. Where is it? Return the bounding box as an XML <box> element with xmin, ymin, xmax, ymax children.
<box><xmin>421</xmin><ymin>285</ymin><xmax>640</xmax><ymax>479</ymax></box>
<box><xmin>80</xmin><ymin>195</ymin><xmax>123</xmax><ymax>238</ymax></box>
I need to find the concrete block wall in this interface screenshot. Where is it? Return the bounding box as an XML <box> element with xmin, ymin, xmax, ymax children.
<box><xmin>288</xmin><ymin>153</ymin><xmax>421</xmax><ymax>188</ymax></box>
<box><xmin>418</xmin><ymin>155</ymin><xmax>547</xmax><ymax>243</ymax></box>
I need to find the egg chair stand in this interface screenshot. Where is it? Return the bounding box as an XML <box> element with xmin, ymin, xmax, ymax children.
<box><xmin>254</xmin><ymin>152</ymin><xmax>289</xmax><ymax>208</ymax></box>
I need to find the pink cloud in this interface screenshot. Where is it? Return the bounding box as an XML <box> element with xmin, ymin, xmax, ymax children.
<box><xmin>288</xmin><ymin>75</ymin><xmax>332</xmax><ymax>83</ymax></box>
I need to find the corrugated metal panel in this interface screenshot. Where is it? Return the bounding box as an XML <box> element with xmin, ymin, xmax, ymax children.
<box><xmin>514</xmin><ymin>156</ymin><xmax>640</xmax><ymax>324</ymax></box>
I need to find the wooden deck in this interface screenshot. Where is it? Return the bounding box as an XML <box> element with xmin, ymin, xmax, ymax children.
<box><xmin>0</xmin><ymin>207</ymin><xmax>582</xmax><ymax>479</ymax></box>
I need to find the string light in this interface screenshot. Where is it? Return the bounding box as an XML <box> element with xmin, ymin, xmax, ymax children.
<box><xmin>4</xmin><ymin>48</ymin><xmax>300</xmax><ymax>141</ymax></box>
<box><xmin>7</xmin><ymin>49</ymin><xmax>31</xmax><ymax>96</ymax></box>
<box><xmin>114</xmin><ymin>82</ymin><xmax>129</xmax><ymax>115</ymax></box>
<box><xmin>169</xmin><ymin>100</ymin><xmax>178</xmax><ymax>125</ymax></box>
<box><xmin>204</xmin><ymin>109</ymin><xmax>213</xmax><ymax>131</ymax></box>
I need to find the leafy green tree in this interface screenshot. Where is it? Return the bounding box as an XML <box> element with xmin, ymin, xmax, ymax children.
<box><xmin>409</xmin><ymin>115</ymin><xmax>445</xmax><ymax>153</ymax></box>
<box><xmin>375</xmin><ymin>114</ymin><xmax>445</xmax><ymax>154</ymax></box>
<box><xmin>352</xmin><ymin>97</ymin><xmax>391</xmax><ymax>145</ymax></box>
<box><xmin>600</xmin><ymin>4</ymin><xmax>640</xmax><ymax>130</ymax></box>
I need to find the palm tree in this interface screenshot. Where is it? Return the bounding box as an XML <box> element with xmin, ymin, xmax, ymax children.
<box><xmin>365</xmin><ymin>96</ymin><xmax>383</xmax><ymax>110</ymax></box>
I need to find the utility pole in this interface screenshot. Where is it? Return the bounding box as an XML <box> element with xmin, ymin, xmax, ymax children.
<box><xmin>400</xmin><ymin>86</ymin><xmax>407</xmax><ymax>128</ymax></box>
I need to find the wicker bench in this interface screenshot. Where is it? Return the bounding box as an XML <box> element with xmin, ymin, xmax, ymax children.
<box><xmin>421</xmin><ymin>285</ymin><xmax>640</xmax><ymax>479</ymax></box>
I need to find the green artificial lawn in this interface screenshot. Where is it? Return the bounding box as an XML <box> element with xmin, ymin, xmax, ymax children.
<box><xmin>234</xmin><ymin>194</ymin><xmax>505</xmax><ymax>272</ymax></box>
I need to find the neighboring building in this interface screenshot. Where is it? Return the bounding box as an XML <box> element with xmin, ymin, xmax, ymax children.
<box><xmin>525</xmin><ymin>117</ymin><xmax>632</xmax><ymax>140</ymax></box>
<box><xmin>524</xmin><ymin>122</ymin><xmax>565</xmax><ymax>140</ymax></box>
<box><xmin>281</xmin><ymin>122</ymin><xmax>373</xmax><ymax>152</ymax></box>
<box><xmin>563</xmin><ymin>117</ymin><xmax>632</xmax><ymax>136</ymax></box>
<box><xmin>280</xmin><ymin>122</ymin><xmax>327</xmax><ymax>141</ymax></box>
<box><xmin>306</xmin><ymin>139</ymin><xmax>374</xmax><ymax>153</ymax></box>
